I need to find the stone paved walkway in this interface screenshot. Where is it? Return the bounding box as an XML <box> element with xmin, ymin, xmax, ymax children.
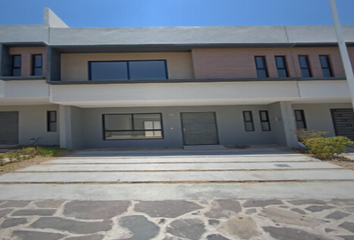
<box><xmin>1</xmin><ymin>198</ymin><xmax>354</xmax><ymax>240</ymax></box>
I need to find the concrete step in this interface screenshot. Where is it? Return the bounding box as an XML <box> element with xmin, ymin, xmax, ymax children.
<box><xmin>0</xmin><ymin>182</ymin><xmax>354</xmax><ymax>200</ymax></box>
<box><xmin>51</xmin><ymin>155</ymin><xmax>316</xmax><ymax>164</ymax></box>
<box><xmin>18</xmin><ymin>162</ymin><xmax>341</xmax><ymax>172</ymax></box>
<box><xmin>1</xmin><ymin>169</ymin><xmax>354</xmax><ymax>183</ymax></box>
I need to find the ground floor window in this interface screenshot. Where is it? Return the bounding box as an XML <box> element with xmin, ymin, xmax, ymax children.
<box><xmin>243</xmin><ymin>111</ymin><xmax>255</xmax><ymax>132</ymax></box>
<box><xmin>103</xmin><ymin>113</ymin><xmax>163</xmax><ymax>140</ymax></box>
<box><xmin>294</xmin><ymin>110</ymin><xmax>307</xmax><ymax>129</ymax></box>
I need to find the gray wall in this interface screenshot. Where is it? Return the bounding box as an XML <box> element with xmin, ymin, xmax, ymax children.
<box><xmin>269</xmin><ymin>102</ymin><xmax>287</xmax><ymax>146</ymax></box>
<box><xmin>0</xmin><ymin>25</ymin><xmax>48</xmax><ymax>44</ymax></box>
<box><xmin>0</xmin><ymin>44</ymin><xmax>11</xmax><ymax>76</ymax></box>
<box><xmin>70</xmin><ymin>106</ymin><xmax>83</xmax><ymax>150</ymax></box>
<box><xmin>0</xmin><ymin>105</ymin><xmax>59</xmax><ymax>145</ymax></box>
<box><xmin>80</xmin><ymin>105</ymin><xmax>276</xmax><ymax>149</ymax></box>
<box><xmin>292</xmin><ymin>103</ymin><xmax>353</xmax><ymax>137</ymax></box>
<box><xmin>47</xmin><ymin>47</ymin><xmax>61</xmax><ymax>81</ymax></box>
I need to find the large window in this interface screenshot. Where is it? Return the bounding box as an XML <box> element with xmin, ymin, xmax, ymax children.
<box><xmin>319</xmin><ymin>55</ymin><xmax>333</xmax><ymax>77</ymax></box>
<box><xmin>103</xmin><ymin>113</ymin><xmax>163</xmax><ymax>140</ymax></box>
<box><xmin>275</xmin><ymin>56</ymin><xmax>288</xmax><ymax>77</ymax></box>
<box><xmin>12</xmin><ymin>55</ymin><xmax>21</xmax><ymax>76</ymax></box>
<box><xmin>298</xmin><ymin>56</ymin><xmax>312</xmax><ymax>78</ymax></box>
<box><xmin>243</xmin><ymin>111</ymin><xmax>255</xmax><ymax>132</ymax></box>
<box><xmin>89</xmin><ymin>60</ymin><xmax>168</xmax><ymax>81</ymax></box>
<box><xmin>294</xmin><ymin>110</ymin><xmax>307</xmax><ymax>129</ymax></box>
<box><xmin>255</xmin><ymin>56</ymin><xmax>268</xmax><ymax>78</ymax></box>
<box><xmin>32</xmin><ymin>55</ymin><xmax>43</xmax><ymax>76</ymax></box>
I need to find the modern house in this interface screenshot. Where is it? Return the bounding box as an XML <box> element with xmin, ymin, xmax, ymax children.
<box><xmin>0</xmin><ymin>8</ymin><xmax>353</xmax><ymax>150</ymax></box>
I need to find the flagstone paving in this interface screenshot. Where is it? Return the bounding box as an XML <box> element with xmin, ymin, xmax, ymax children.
<box><xmin>0</xmin><ymin>198</ymin><xmax>354</xmax><ymax>240</ymax></box>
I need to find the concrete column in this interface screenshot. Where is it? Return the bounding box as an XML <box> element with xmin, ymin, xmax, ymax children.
<box><xmin>59</xmin><ymin>105</ymin><xmax>72</xmax><ymax>149</ymax></box>
<box><xmin>59</xmin><ymin>105</ymin><xmax>83</xmax><ymax>150</ymax></box>
<box><xmin>269</xmin><ymin>101</ymin><xmax>298</xmax><ymax>148</ymax></box>
<box><xmin>279</xmin><ymin>102</ymin><xmax>298</xmax><ymax>148</ymax></box>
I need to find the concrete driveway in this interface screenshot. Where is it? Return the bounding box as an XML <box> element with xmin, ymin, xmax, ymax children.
<box><xmin>1</xmin><ymin>147</ymin><xmax>354</xmax><ymax>240</ymax></box>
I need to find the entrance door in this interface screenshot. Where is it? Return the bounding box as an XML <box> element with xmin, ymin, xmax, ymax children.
<box><xmin>0</xmin><ymin>112</ymin><xmax>19</xmax><ymax>145</ymax></box>
<box><xmin>181</xmin><ymin>112</ymin><xmax>219</xmax><ymax>145</ymax></box>
<box><xmin>331</xmin><ymin>109</ymin><xmax>354</xmax><ymax>140</ymax></box>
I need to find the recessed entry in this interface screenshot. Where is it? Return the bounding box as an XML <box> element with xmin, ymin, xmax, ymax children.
<box><xmin>274</xmin><ymin>164</ymin><xmax>291</xmax><ymax>168</ymax></box>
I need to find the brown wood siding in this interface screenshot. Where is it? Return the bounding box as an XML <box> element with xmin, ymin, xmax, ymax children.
<box><xmin>192</xmin><ymin>47</ymin><xmax>348</xmax><ymax>79</ymax></box>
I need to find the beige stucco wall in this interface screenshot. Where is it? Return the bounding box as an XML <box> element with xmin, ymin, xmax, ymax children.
<box><xmin>61</xmin><ymin>52</ymin><xmax>194</xmax><ymax>80</ymax></box>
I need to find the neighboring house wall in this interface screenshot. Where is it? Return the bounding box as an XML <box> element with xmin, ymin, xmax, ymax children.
<box><xmin>292</xmin><ymin>103</ymin><xmax>353</xmax><ymax>137</ymax></box>
<box><xmin>61</xmin><ymin>52</ymin><xmax>194</xmax><ymax>80</ymax></box>
<box><xmin>9</xmin><ymin>47</ymin><xmax>47</xmax><ymax>76</ymax></box>
<box><xmin>192</xmin><ymin>47</ymin><xmax>346</xmax><ymax>79</ymax></box>
<box><xmin>0</xmin><ymin>105</ymin><xmax>59</xmax><ymax>145</ymax></box>
<box><xmin>80</xmin><ymin>105</ymin><xmax>276</xmax><ymax>149</ymax></box>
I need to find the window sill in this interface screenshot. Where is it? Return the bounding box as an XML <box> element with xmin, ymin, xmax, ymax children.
<box><xmin>0</xmin><ymin>76</ymin><xmax>46</xmax><ymax>81</ymax></box>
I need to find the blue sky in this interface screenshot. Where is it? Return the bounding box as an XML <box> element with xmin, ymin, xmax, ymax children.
<box><xmin>0</xmin><ymin>0</ymin><xmax>353</xmax><ymax>27</ymax></box>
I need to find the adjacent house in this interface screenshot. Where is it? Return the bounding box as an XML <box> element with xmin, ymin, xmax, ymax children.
<box><xmin>0</xmin><ymin>8</ymin><xmax>353</xmax><ymax>150</ymax></box>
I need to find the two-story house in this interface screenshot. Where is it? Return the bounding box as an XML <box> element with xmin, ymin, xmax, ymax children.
<box><xmin>0</xmin><ymin>8</ymin><xmax>353</xmax><ymax>150</ymax></box>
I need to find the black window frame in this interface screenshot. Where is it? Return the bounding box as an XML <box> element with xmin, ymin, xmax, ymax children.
<box><xmin>275</xmin><ymin>56</ymin><xmax>289</xmax><ymax>77</ymax></box>
<box><xmin>259</xmin><ymin>110</ymin><xmax>271</xmax><ymax>131</ymax></box>
<box><xmin>11</xmin><ymin>55</ymin><xmax>21</xmax><ymax>76</ymax></box>
<box><xmin>89</xmin><ymin>60</ymin><xmax>168</xmax><ymax>81</ymax></box>
<box><xmin>32</xmin><ymin>54</ymin><xmax>43</xmax><ymax>76</ymax></box>
<box><xmin>102</xmin><ymin>113</ymin><xmax>164</xmax><ymax>140</ymax></box>
<box><xmin>319</xmin><ymin>55</ymin><xmax>333</xmax><ymax>77</ymax></box>
<box><xmin>254</xmin><ymin>56</ymin><xmax>269</xmax><ymax>78</ymax></box>
<box><xmin>243</xmin><ymin>111</ymin><xmax>255</xmax><ymax>132</ymax></box>
<box><xmin>294</xmin><ymin>110</ymin><xmax>307</xmax><ymax>130</ymax></box>
<box><xmin>298</xmin><ymin>55</ymin><xmax>312</xmax><ymax>78</ymax></box>
<box><xmin>47</xmin><ymin>111</ymin><xmax>57</xmax><ymax>132</ymax></box>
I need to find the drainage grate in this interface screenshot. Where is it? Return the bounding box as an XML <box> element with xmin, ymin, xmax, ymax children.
<box><xmin>274</xmin><ymin>164</ymin><xmax>291</xmax><ymax>168</ymax></box>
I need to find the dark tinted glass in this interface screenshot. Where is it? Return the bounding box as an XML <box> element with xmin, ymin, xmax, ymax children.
<box><xmin>322</xmin><ymin>69</ymin><xmax>332</xmax><ymax>78</ymax></box>
<box><xmin>319</xmin><ymin>56</ymin><xmax>333</xmax><ymax>77</ymax></box>
<box><xmin>12</xmin><ymin>68</ymin><xmax>21</xmax><ymax>76</ymax></box>
<box><xmin>301</xmin><ymin>69</ymin><xmax>311</xmax><ymax>78</ymax></box>
<box><xmin>245</xmin><ymin>122</ymin><xmax>254</xmax><ymax>132</ymax></box>
<box><xmin>49</xmin><ymin>122</ymin><xmax>57</xmax><ymax>131</ymax></box>
<box><xmin>33</xmin><ymin>55</ymin><xmax>42</xmax><ymax>67</ymax></box>
<box><xmin>298</xmin><ymin>56</ymin><xmax>309</xmax><ymax>68</ymax></box>
<box><xmin>47</xmin><ymin>111</ymin><xmax>57</xmax><ymax>132</ymax></box>
<box><xmin>12</xmin><ymin>55</ymin><xmax>21</xmax><ymax>68</ymax></box>
<box><xmin>275</xmin><ymin>56</ymin><xmax>285</xmax><ymax>68</ymax></box>
<box><xmin>295</xmin><ymin>111</ymin><xmax>303</xmax><ymax>120</ymax></box>
<box><xmin>33</xmin><ymin>68</ymin><xmax>42</xmax><ymax>76</ymax></box>
<box><xmin>277</xmin><ymin>69</ymin><xmax>287</xmax><ymax>77</ymax></box>
<box><xmin>296</xmin><ymin>122</ymin><xmax>306</xmax><ymax>129</ymax></box>
<box><xmin>255</xmin><ymin>57</ymin><xmax>266</xmax><ymax>68</ymax></box>
<box><xmin>104</xmin><ymin>115</ymin><xmax>132</xmax><ymax>130</ymax></box>
<box><xmin>90</xmin><ymin>62</ymin><xmax>128</xmax><ymax>81</ymax></box>
<box><xmin>294</xmin><ymin>110</ymin><xmax>307</xmax><ymax>129</ymax></box>
<box><xmin>128</xmin><ymin>61</ymin><xmax>167</xmax><ymax>80</ymax></box>
<box><xmin>275</xmin><ymin>56</ymin><xmax>288</xmax><ymax>77</ymax></box>
<box><xmin>257</xmin><ymin>69</ymin><xmax>268</xmax><ymax>78</ymax></box>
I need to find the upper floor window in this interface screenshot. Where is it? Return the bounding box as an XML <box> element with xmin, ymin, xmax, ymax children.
<box><xmin>319</xmin><ymin>55</ymin><xmax>333</xmax><ymax>77</ymax></box>
<box><xmin>11</xmin><ymin>55</ymin><xmax>21</xmax><ymax>76</ymax></box>
<box><xmin>32</xmin><ymin>55</ymin><xmax>43</xmax><ymax>76</ymax></box>
<box><xmin>89</xmin><ymin>60</ymin><xmax>168</xmax><ymax>81</ymax></box>
<box><xmin>298</xmin><ymin>56</ymin><xmax>312</xmax><ymax>78</ymax></box>
<box><xmin>255</xmin><ymin>56</ymin><xmax>268</xmax><ymax>78</ymax></box>
<box><xmin>275</xmin><ymin>56</ymin><xmax>288</xmax><ymax>77</ymax></box>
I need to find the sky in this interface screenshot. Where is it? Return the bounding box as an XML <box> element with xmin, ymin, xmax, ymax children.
<box><xmin>0</xmin><ymin>0</ymin><xmax>353</xmax><ymax>27</ymax></box>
